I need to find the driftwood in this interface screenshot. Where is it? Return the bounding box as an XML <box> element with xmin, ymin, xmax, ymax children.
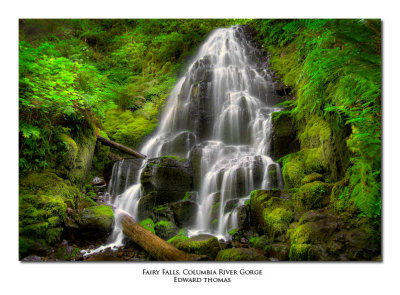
<box><xmin>120</xmin><ymin>212</ymin><xmax>201</xmax><ymax>261</ymax></box>
<box><xmin>96</xmin><ymin>135</ymin><xmax>146</xmax><ymax>159</ymax></box>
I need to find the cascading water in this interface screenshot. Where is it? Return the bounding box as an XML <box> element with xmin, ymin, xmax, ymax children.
<box><xmin>96</xmin><ymin>25</ymin><xmax>285</xmax><ymax>251</ymax></box>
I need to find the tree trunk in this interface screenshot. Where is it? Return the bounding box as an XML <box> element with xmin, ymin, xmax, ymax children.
<box><xmin>96</xmin><ymin>135</ymin><xmax>146</xmax><ymax>159</ymax></box>
<box><xmin>120</xmin><ymin>212</ymin><xmax>201</xmax><ymax>261</ymax></box>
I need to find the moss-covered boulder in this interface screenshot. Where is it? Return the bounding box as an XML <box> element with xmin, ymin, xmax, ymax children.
<box><xmin>287</xmin><ymin>209</ymin><xmax>343</xmax><ymax>261</ymax></box>
<box><xmin>263</xmin><ymin>207</ymin><xmax>293</xmax><ymax>238</ymax></box>
<box><xmin>19</xmin><ymin>171</ymin><xmax>80</xmax><ymax>258</ymax></box>
<box><xmin>301</xmin><ymin>173</ymin><xmax>324</xmax><ymax>185</ymax></box>
<box><xmin>172</xmin><ymin>234</ymin><xmax>221</xmax><ymax>260</ymax></box>
<box><xmin>72</xmin><ymin>205</ymin><xmax>114</xmax><ymax>241</ymax></box>
<box><xmin>295</xmin><ymin>181</ymin><xmax>331</xmax><ymax>210</ymax></box>
<box><xmin>280</xmin><ymin>115</ymin><xmax>350</xmax><ymax>189</ymax></box>
<box><xmin>249</xmin><ymin>189</ymin><xmax>293</xmax><ymax>238</ymax></box>
<box><xmin>76</xmin><ymin>196</ymin><xmax>97</xmax><ymax>210</ymax></box>
<box><xmin>270</xmin><ymin>111</ymin><xmax>299</xmax><ymax>161</ymax></box>
<box><xmin>215</xmin><ymin>248</ymin><xmax>267</xmax><ymax>261</ymax></box>
<box><xmin>154</xmin><ymin>220</ymin><xmax>178</xmax><ymax>240</ymax></box>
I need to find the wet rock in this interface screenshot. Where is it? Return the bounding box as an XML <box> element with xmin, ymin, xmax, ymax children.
<box><xmin>215</xmin><ymin>248</ymin><xmax>267</xmax><ymax>261</ymax></box>
<box><xmin>71</xmin><ymin>205</ymin><xmax>114</xmax><ymax>242</ymax></box>
<box><xmin>189</xmin><ymin>145</ymin><xmax>202</xmax><ymax>189</ymax></box>
<box><xmin>170</xmin><ymin>199</ymin><xmax>198</xmax><ymax>227</ymax></box>
<box><xmin>267</xmin><ymin>164</ymin><xmax>279</xmax><ymax>189</ymax></box>
<box><xmin>160</xmin><ymin>131</ymin><xmax>197</xmax><ymax>158</ymax></box>
<box><xmin>108</xmin><ymin>159</ymin><xmax>144</xmax><ymax>196</ymax></box>
<box><xmin>270</xmin><ymin>111</ymin><xmax>299</xmax><ymax>161</ymax></box>
<box><xmin>140</xmin><ymin>156</ymin><xmax>193</xmax><ymax>204</ymax></box>
<box><xmin>152</xmin><ymin>204</ymin><xmax>175</xmax><ymax>224</ymax></box>
<box><xmin>237</xmin><ymin>205</ymin><xmax>250</xmax><ymax>229</ymax></box>
<box><xmin>224</xmin><ymin>199</ymin><xmax>240</xmax><ymax>214</ymax></box>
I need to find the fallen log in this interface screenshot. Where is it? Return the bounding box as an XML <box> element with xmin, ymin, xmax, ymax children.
<box><xmin>121</xmin><ymin>212</ymin><xmax>201</xmax><ymax>261</ymax></box>
<box><xmin>96</xmin><ymin>135</ymin><xmax>146</xmax><ymax>159</ymax></box>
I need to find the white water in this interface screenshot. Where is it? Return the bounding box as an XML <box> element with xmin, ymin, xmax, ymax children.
<box><xmin>85</xmin><ymin>26</ymin><xmax>284</xmax><ymax>255</ymax></box>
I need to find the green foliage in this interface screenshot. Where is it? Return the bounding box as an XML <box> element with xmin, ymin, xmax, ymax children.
<box><xmin>252</xmin><ymin>19</ymin><xmax>381</xmax><ymax>219</ymax></box>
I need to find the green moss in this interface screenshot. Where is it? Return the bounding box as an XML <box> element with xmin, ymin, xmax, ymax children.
<box><xmin>175</xmin><ymin>235</ymin><xmax>221</xmax><ymax>259</ymax></box>
<box><xmin>296</xmin><ymin>181</ymin><xmax>331</xmax><ymax>210</ymax></box>
<box><xmin>228</xmin><ymin>228</ymin><xmax>239</xmax><ymax>236</ymax></box>
<box><xmin>19</xmin><ymin>237</ymin><xmax>36</xmax><ymax>258</ymax></box>
<box><xmin>45</xmin><ymin>227</ymin><xmax>63</xmax><ymax>244</ymax></box>
<box><xmin>154</xmin><ymin>220</ymin><xmax>177</xmax><ymax>240</ymax></box>
<box><xmin>249</xmin><ymin>236</ymin><xmax>270</xmax><ymax>250</ymax></box>
<box><xmin>139</xmin><ymin>218</ymin><xmax>155</xmax><ymax>234</ymax></box>
<box><xmin>215</xmin><ymin>248</ymin><xmax>266</xmax><ymax>261</ymax></box>
<box><xmin>19</xmin><ymin>171</ymin><xmax>77</xmax><ymax>251</ymax></box>
<box><xmin>301</xmin><ymin>173</ymin><xmax>324</xmax><ymax>185</ymax></box>
<box><xmin>182</xmin><ymin>192</ymin><xmax>191</xmax><ymax>200</ymax></box>
<box><xmin>280</xmin><ymin>153</ymin><xmax>305</xmax><ymax>188</ymax></box>
<box><xmin>250</xmin><ymin>189</ymin><xmax>293</xmax><ymax>236</ymax></box>
<box><xmin>264</xmin><ymin>208</ymin><xmax>294</xmax><ymax>237</ymax></box>
<box><xmin>289</xmin><ymin>243</ymin><xmax>312</xmax><ymax>261</ymax></box>
<box><xmin>77</xmin><ymin>196</ymin><xmax>97</xmax><ymax>210</ymax></box>
<box><xmin>58</xmin><ymin>134</ymin><xmax>78</xmax><ymax>169</ymax></box>
<box><xmin>167</xmin><ymin>229</ymin><xmax>189</xmax><ymax>246</ymax></box>
<box><xmin>299</xmin><ymin>115</ymin><xmax>332</xmax><ymax>149</ymax></box>
<box><xmin>287</xmin><ymin>224</ymin><xmax>312</xmax><ymax>244</ymax></box>
<box><xmin>90</xmin><ymin>204</ymin><xmax>114</xmax><ymax>219</ymax></box>
<box><xmin>103</xmin><ymin>108</ymin><xmax>158</xmax><ymax>150</ymax></box>
<box><xmin>56</xmin><ymin>246</ymin><xmax>80</xmax><ymax>261</ymax></box>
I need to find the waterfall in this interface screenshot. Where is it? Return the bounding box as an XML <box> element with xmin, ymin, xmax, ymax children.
<box><xmin>92</xmin><ymin>25</ymin><xmax>284</xmax><ymax>253</ymax></box>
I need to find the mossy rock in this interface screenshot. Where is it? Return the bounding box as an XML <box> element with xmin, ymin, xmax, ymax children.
<box><xmin>296</xmin><ymin>181</ymin><xmax>331</xmax><ymax>210</ymax></box>
<box><xmin>270</xmin><ymin>111</ymin><xmax>299</xmax><ymax>161</ymax></box>
<box><xmin>56</xmin><ymin>245</ymin><xmax>81</xmax><ymax>261</ymax></box>
<box><xmin>19</xmin><ymin>171</ymin><xmax>79</xmax><ymax>255</ymax></box>
<box><xmin>280</xmin><ymin>148</ymin><xmax>328</xmax><ymax>189</ymax></box>
<box><xmin>289</xmin><ymin>243</ymin><xmax>312</xmax><ymax>261</ymax></box>
<box><xmin>215</xmin><ymin>248</ymin><xmax>267</xmax><ymax>261</ymax></box>
<box><xmin>301</xmin><ymin>173</ymin><xmax>324</xmax><ymax>185</ymax></box>
<box><xmin>173</xmin><ymin>234</ymin><xmax>221</xmax><ymax>260</ymax></box>
<box><xmin>263</xmin><ymin>207</ymin><xmax>293</xmax><ymax>238</ymax></box>
<box><xmin>170</xmin><ymin>199</ymin><xmax>198</xmax><ymax>227</ymax></box>
<box><xmin>154</xmin><ymin>220</ymin><xmax>178</xmax><ymax>240</ymax></box>
<box><xmin>249</xmin><ymin>235</ymin><xmax>270</xmax><ymax>250</ymax></box>
<box><xmin>73</xmin><ymin>205</ymin><xmax>114</xmax><ymax>241</ymax></box>
<box><xmin>58</xmin><ymin>134</ymin><xmax>78</xmax><ymax>171</ymax></box>
<box><xmin>264</xmin><ymin>243</ymin><xmax>290</xmax><ymax>261</ymax></box>
<box><xmin>167</xmin><ymin>229</ymin><xmax>189</xmax><ymax>247</ymax></box>
<box><xmin>76</xmin><ymin>196</ymin><xmax>97</xmax><ymax>210</ymax></box>
<box><xmin>138</xmin><ymin>218</ymin><xmax>155</xmax><ymax>234</ymax></box>
<box><xmin>249</xmin><ymin>189</ymin><xmax>294</xmax><ymax>237</ymax></box>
